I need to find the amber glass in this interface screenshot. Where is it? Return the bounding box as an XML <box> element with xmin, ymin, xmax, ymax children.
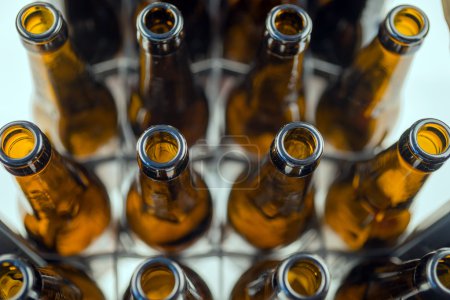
<box><xmin>123</xmin><ymin>257</ymin><xmax>213</xmax><ymax>300</ymax></box>
<box><xmin>315</xmin><ymin>5</ymin><xmax>429</xmax><ymax>154</ymax></box>
<box><xmin>228</xmin><ymin>122</ymin><xmax>323</xmax><ymax>249</ymax></box>
<box><xmin>324</xmin><ymin>119</ymin><xmax>450</xmax><ymax>250</ymax></box>
<box><xmin>135</xmin><ymin>0</ymin><xmax>210</xmax><ymax>61</ymax></box>
<box><xmin>0</xmin><ymin>121</ymin><xmax>111</xmax><ymax>256</ymax></box>
<box><xmin>335</xmin><ymin>248</ymin><xmax>450</xmax><ymax>300</ymax></box>
<box><xmin>126</xmin><ymin>125</ymin><xmax>212</xmax><ymax>252</ymax></box>
<box><xmin>230</xmin><ymin>253</ymin><xmax>329</xmax><ymax>300</ymax></box>
<box><xmin>61</xmin><ymin>0</ymin><xmax>122</xmax><ymax>64</ymax></box>
<box><xmin>221</xmin><ymin>0</ymin><xmax>303</xmax><ymax>64</ymax></box>
<box><xmin>225</xmin><ymin>4</ymin><xmax>311</xmax><ymax>156</ymax></box>
<box><xmin>128</xmin><ymin>3</ymin><xmax>209</xmax><ymax>147</ymax></box>
<box><xmin>16</xmin><ymin>2</ymin><xmax>118</xmax><ymax>158</ymax></box>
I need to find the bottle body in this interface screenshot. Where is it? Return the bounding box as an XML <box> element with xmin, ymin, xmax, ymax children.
<box><xmin>128</xmin><ymin>2</ymin><xmax>209</xmax><ymax>146</ymax></box>
<box><xmin>315</xmin><ymin>5</ymin><xmax>429</xmax><ymax>154</ymax></box>
<box><xmin>324</xmin><ymin>119</ymin><xmax>450</xmax><ymax>249</ymax></box>
<box><xmin>16</xmin><ymin>2</ymin><xmax>119</xmax><ymax>158</ymax></box>
<box><xmin>228</xmin><ymin>122</ymin><xmax>323</xmax><ymax>249</ymax></box>
<box><xmin>0</xmin><ymin>121</ymin><xmax>111</xmax><ymax>255</ymax></box>
<box><xmin>126</xmin><ymin>125</ymin><xmax>212</xmax><ymax>252</ymax></box>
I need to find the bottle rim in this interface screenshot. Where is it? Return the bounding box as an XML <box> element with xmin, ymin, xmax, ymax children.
<box><xmin>131</xmin><ymin>257</ymin><xmax>185</xmax><ymax>300</ymax></box>
<box><xmin>137</xmin><ymin>2</ymin><xmax>184</xmax><ymax>42</ymax></box>
<box><xmin>426</xmin><ymin>248</ymin><xmax>450</xmax><ymax>296</ymax></box>
<box><xmin>137</xmin><ymin>125</ymin><xmax>188</xmax><ymax>180</ymax></box>
<box><xmin>266</xmin><ymin>4</ymin><xmax>312</xmax><ymax>43</ymax></box>
<box><xmin>277</xmin><ymin>253</ymin><xmax>330</xmax><ymax>300</ymax></box>
<box><xmin>409</xmin><ymin>118</ymin><xmax>450</xmax><ymax>162</ymax></box>
<box><xmin>0</xmin><ymin>254</ymin><xmax>36</xmax><ymax>300</ymax></box>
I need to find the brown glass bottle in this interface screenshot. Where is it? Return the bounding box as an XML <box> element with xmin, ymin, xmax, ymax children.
<box><xmin>228</xmin><ymin>122</ymin><xmax>323</xmax><ymax>249</ymax></box>
<box><xmin>230</xmin><ymin>253</ymin><xmax>330</xmax><ymax>300</ymax></box>
<box><xmin>221</xmin><ymin>0</ymin><xmax>304</xmax><ymax>64</ymax></box>
<box><xmin>315</xmin><ymin>5</ymin><xmax>430</xmax><ymax>154</ymax></box>
<box><xmin>123</xmin><ymin>257</ymin><xmax>212</xmax><ymax>300</ymax></box>
<box><xmin>225</xmin><ymin>4</ymin><xmax>311</xmax><ymax>156</ymax></box>
<box><xmin>126</xmin><ymin>125</ymin><xmax>212</xmax><ymax>252</ymax></box>
<box><xmin>335</xmin><ymin>248</ymin><xmax>450</xmax><ymax>300</ymax></box>
<box><xmin>134</xmin><ymin>0</ymin><xmax>210</xmax><ymax>61</ymax></box>
<box><xmin>0</xmin><ymin>121</ymin><xmax>111</xmax><ymax>256</ymax></box>
<box><xmin>324</xmin><ymin>118</ymin><xmax>450</xmax><ymax>250</ymax></box>
<box><xmin>16</xmin><ymin>2</ymin><xmax>118</xmax><ymax>158</ymax></box>
<box><xmin>128</xmin><ymin>2</ymin><xmax>209</xmax><ymax>147</ymax></box>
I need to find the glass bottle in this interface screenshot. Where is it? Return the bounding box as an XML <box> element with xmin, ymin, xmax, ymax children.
<box><xmin>0</xmin><ymin>121</ymin><xmax>111</xmax><ymax>256</ymax></box>
<box><xmin>16</xmin><ymin>2</ymin><xmax>118</xmax><ymax>158</ymax></box>
<box><xmin>128</xmin><ymin>2</ymin><xmax>209</xmax><ymax>147</ymax></box>
<box><xmin>335</xmin><ymin>248</ymin><xmax>450</xmax><ymax>300</ymax></box>
<box><xmin>230</xmin><ymin>253</ymin><xmax>330</xmax><ymax>300</ymax></box>
<box><xmin>126</xmin><ymin>125</ymin><xmax>212</xmax><ymax>252</ymax></box>
<box><xmin>324</xmin><ymin>118</ymin><xmax>450</xmax><ymax>250</ymax></box>
<box><xmin>228</xmin><ymin>122</ymin><xmax>323</xmax><ymax>249</ymax></box>
<box><xmin>315</xmin><ymin>5</ymin><xmax>430</xmax><ymax>154</ymax></box>
<box><xmin>134</xmin><ymin>0</ymin><xmax>210</xmax><ymax>62</ymax></box>
<box><xmin>225</xmin><ymin>4</ymin><xmax>312</xmax><ymax>156</ymax></box>
<box><xmin>221</xmin><ymin>0</ymin><xmax>304</xmax><ymax>64</ymax></box>
<box><xmin>123</xmin><ymin>257</ymin><xmax>213</xmax><ymax>300</ymax></box>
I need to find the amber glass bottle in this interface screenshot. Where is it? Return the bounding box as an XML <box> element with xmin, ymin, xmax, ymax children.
<box><xmin>325</xmin><ymin>118</ymin><xmax>450</xmax><ymax>250</ymax></box>
<box><xmin>225</xmin><ymin>4</ymin><xmax>311</xmax><ymax>156</ymax></box>
<box><xmin>16</xmin><ymin>2</ymin><xmax>118</xmax><ymax>158</ymax></box>
<box><xmin>315</xmin><ymin>5</ymin><xmax>429</xmax><ymax>154</ymax></box>
<box><xmin>126</xmin><ymin>125</ymin><xmax>212</xmax><ymax>252</ymax></box>
<box><xmin>123</xmin><ymin>257</ymin><xmax>212</xmax><ymax>300</ymax></box>
<box><xmin>134</xmin><ymin>0</ymin><xmax>210</xmax><ymax>61</ymax></box>
<box><xmin>128</xmin><ymin>2</ymin><xmax>209</xmax><ymax>147</ymax></box>
<box><xmin>335</xmin><ymin>248</ymin><xmax>450</xmax><ymax>300</ymax></box>
<box><xmin>228</xmin><ymin>122</ymin><xmax>323</xmax><ymax>249</ymax></box>
<box><xmin>0</xmin><ymin>121</ymin><xmax>111</xmax><ymax>256</ymax></box>
<box><xmin>230</xmin><ymin>253</ymin><xmax>330</xmax><ymax>300</ymax></box>
<box><xmin>221</xmin><ymin>0</ymin><xmax>303</xmax><ymax>64</ymax></box>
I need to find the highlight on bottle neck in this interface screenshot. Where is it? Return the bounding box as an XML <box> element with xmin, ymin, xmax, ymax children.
<box><xmin>398</xmin><ymin>118</ymin><xmax>450</xmax><ymax>172</ymax></box>
<box><xmin>270</xmin><ymin>122</ymin><xmax>323</xmax><ymax>177</ymax></box>
<box><xmin>0</xmin><ymin>121</ymin><xmax>51</xmax><ymax>177</ymax></box>
<box><xmin>16</xmin><ymin>2</ymin><xmax>67</xmax><ymax>52</ymax></box>
<box><xmin>417</xmin><ymin>248</ymin><xmax>450</xmax><ymax>297</ymax></box>
<box><xmin>276</xmin><ymin>253</ymin><xmax>330</xmax><ymax>300</ymax></box>
<box><xmin>0</xmin><ymin>254</ymin><xmax>35</xmax><ymax>300</ymax></box>
<box><xmin>137</xmin><ymin>125</ymin><xmax>188</xmax><ymax>181</ymax></box>
<box><xmin>130</xmin><ymin>257</ymin><xmax>185</xmax><ymax>300</ymax></box>
<box><xmin>137</xmin><ymin>2</ymin><xmax>184</xmax><ymax>55</ymax></box>
<box><xmin>265</xmin><ymin>4</ymin><xmax>312</xmax><ymax>56</ymax></box>
<box><xmin>379</xmin><ymin>5</ymin><xmax>429</xmax><ymax>54</ymax></box>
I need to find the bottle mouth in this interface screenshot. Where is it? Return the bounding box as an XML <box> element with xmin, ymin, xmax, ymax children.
<box><xmin>267</xmin><ymin>4</ymin><xmax>312</xmax><ymax>43</ymax></box>
<box><xmin>131</xmin><ymin>257</ymin><xmax>184</xmax><ymax>300</ymax></box>
<box><xmin>137</xmin><ymin>2</ymin><xmax>183</xmax><ymax>42</ymax></box>
<box><xmin>271</xmin><ymin>122</ymin><xmax>323</xmax><ymax>177</ymax></box>
<box><xmin>278</xmin><ymin>253</ymin><xmax>330</xmax><ymax>300</ymax></box>
<box><xmin>381</xmin><ymin>5</ymin><xmax>429</xmax><ymax>53</ymax></box>
<box><xmin>137</xmin><ymin>125</ymin><xmax>188</xmax><ymax>180</ymax></box>
<box><xmin>0</xmin><ymin>255</ymin><xmax>34</xmax><ymax>300</ymax></box>
<box><xmin>427</xmin><ymin>249</ymin><xmax>450</xmax><ymax>296</ymax></box>
<box><xmin>16</xmin><ymin>2</ymin><xmax>64</xmax><ymax>47</ymax></box>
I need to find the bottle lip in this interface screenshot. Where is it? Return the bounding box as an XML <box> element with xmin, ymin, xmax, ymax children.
<box><xmin>270</xmin><ymin>122</ymin><xmax>323</xmax><ymax>177</ymax></box>
<box><xmin>0</xmin><ymin>254</ymin><xmax>36</xmax><ymax>300</ymax></box>
<box><xmin>16</xmin><ymin>2</ymin><xmax>66</xmax><ymax>50</ymax></box>
<box><xmin>131</xmin><ymin>257</ymin><xmax>185</xmax><ymax>300</ymax></box>
<box><xmin>137</xmin><ymin>125</ymin><xmax>188</xmax><ymax>181</ymax></box>
<box><xmin>277</xmin><ymin>253</ymin><xmax>330</xmax><ymax>300</ymax></box>
<box><xmin>426</xmin><ymin>248</ymin><xmax>450</xmax><ymax>296</ymax></box>
<box><xmin>266</xmin><ymin>4</ymin><xmax>312</xmax><ymax>44</ymax></box>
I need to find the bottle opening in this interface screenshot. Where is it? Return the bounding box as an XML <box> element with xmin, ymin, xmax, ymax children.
<box><xmin>0</xmin><ymin>261</ymin><xmax>25</xmax><ymax>299</ymax></box>
<box><xmin>144</xmin><ymin>131</ymin><xmax>179</xmax><ymax>164</ymax></box>
<box><xmin>274</xmin><ymin>9</ymin><xmax>305</xmax><ymax>36</ymax></box>
<box><xmin>144</xmin><ymin>6</ymin><xmax>176</xmax><ymax>34</ymax></box>
<box><xmin>0</xmin><ymin>125</ymin><xmax>36</xmax><ymax>160</ymax></box>
<box><xmin>436</xmin><ymin>255</ymin><xmax>450</xmax><ymax>291</ymax></box>
<box><xmin>393</xmin><ymin>7</ymin><xmax>426</xmax><ymax>37</ymax></box>
<box><xmin>286</xmin><ymin>260</ymin><xmax>323</xmax><ymax>297</ymax></box>
<box><xmin>20</xmin><ymin>5</ymin><xmax>55</xmax><ymax>36</ymax></box>
<box><xmin>416</xmin><ymin>123</ymin><xmax>449</xmax><ymax>155</ymax></box>
<box><xmin>136</xmin><ymin>260</ymin><xmax>180</xmax><ymax>300</ymax></box>
<box><xmin>283</xmin><ymin>127</ymin><xmax>317</xmax><ymax>160</ymax></box>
